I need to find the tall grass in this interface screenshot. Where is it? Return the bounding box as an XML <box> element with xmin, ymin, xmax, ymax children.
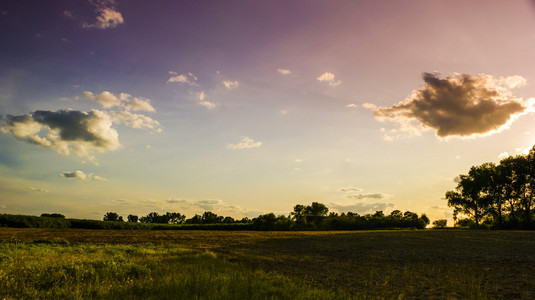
<box><xmin>0</xmin><ymin>241</ymin><xmax>349</xmax><ymax>299</ymax></box>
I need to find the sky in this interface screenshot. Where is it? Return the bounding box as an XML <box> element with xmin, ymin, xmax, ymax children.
<box><xmin>1</xmin><ymin>0</ymin><xmax>535</xmax><ymax>222</ymax></box>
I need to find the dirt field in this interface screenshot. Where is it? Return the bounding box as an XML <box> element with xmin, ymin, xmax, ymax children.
<box><xmin>1</xmin><ymin>228</ymin><xmax>534</xmax><ymax>299</ymax></box>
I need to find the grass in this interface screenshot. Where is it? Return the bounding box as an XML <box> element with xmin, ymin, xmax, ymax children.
<box><xmin>0</xmin><ymin>242</ymin><xmax>347</xmax><ymax>299</ymax></box>
<box><xmin>1</xmin><ymin>229</ymin><xmax>534</xmax><ymax>299</ymax></box>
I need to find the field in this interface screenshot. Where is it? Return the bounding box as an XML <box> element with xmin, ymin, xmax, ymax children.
<box><xmin>1</xmin><ymin>228</ymin><xmax>534</xmax><ymax>299</ymax></box>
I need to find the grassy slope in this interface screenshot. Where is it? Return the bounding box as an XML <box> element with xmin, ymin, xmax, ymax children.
<box><xmin>1</xmin><ymin>229</ymin><xmax>534</xmax><ymax>299</ymax></box>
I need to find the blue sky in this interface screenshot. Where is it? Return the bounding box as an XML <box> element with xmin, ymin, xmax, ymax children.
<box><xmin>1</xmin><ymin>0</ymin><xmax>535</xmax><ymax>221</ymax></box>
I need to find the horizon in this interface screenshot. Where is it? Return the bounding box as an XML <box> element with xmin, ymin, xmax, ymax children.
<box><xmin>2</xmin><ymin>0</ymin><xmax>535</xmax><ymax>224</ymax></box>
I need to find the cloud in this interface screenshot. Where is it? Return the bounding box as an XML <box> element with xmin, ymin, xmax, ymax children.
<box><xmin>340</xmin><ymin>187</ymin><xmax>364</xmax><ymax>193</ymax></box>
<box><xmin>167</xmin><ymin>72</ymin><xmax>198</xmax><ymax>85</ymax></box>
<box><xmin>317</xmin><ymin>72</ymin><xmax>342</xmax><ymax>87</ymax></box>
<box><xmin>27</xmin><ymin>187</ymin><xmax>49</xmax><ymax>192</ymax></box>
<box><xmin>197</xmin><ymin>91</ymin><xmax>216</xmax><ymax>109</ymax></box>
<box><xmin>84</xmin><ymin>91</ymin><xmax>121</xmax><ymax>109</ymax></box>
<box><xmin>81</xmin><ymin>1</ymin><xmax>124</xmax><ymax>30</ymax></box>
<box><xmin>60</xmin><ymin>170</ymin><xmax>107</xmax><ymax>181</ymax></box>
<box><xmin>498</xmin><ymin>152</ymin><xmax>510</xmax><ymax>159</ymax></box>
<box><xmin>222</xmin><ymin>80</ymin><xmax>239</xmax><ymax>89</ymax></box>
<box><xmin>226</xmin><ymin>137</ymin><xmax>262</xmax><ymax>149</ymax></box>
<box><xmin>329</xmin><ymin>202</ymin><xmax>394</xmax><ymax>214</ymax></box>
<box><xmin>368</xmin><ymin>73</ymin><xmax>529</xmax><ymax>138</ymax></box>
<box><xmin>122</xmin><ymin>95</ymin><xmax>155</xmax><ymax>112</ymax></box>
<box><xmin>112</xmin><ymin>111</ymin><xmax>162</xmax><ymax>132</ymax></box>
<box><xmin>62</xmin><ymin>10</ymin><xmax>75</xmax><ymax>19</ymax></box>
<box><xmin>1</xmin><ymin>109</ymin><xmax>120</xmax><ymax>162</ymax></box>
<box><xmin>277</xmin><ymin>68</ymin><xmax>291</xmax><ymax>75</ymax></box>
<box><xmin>199</xmin><ymin>101</ymin><xmax>216</xmax><ymax>109</ymax></box>
<box><xmin>347</xmin><ymin>193</ymin><xmax>385</xmax><ymax>200</ymax></box>
<box><xmin>163</xmin><ymin>198</ymin><xmax>259</xmax><ymax>217</ymax></box>
<box><xmin>346</xmin><ymin>104</ymin><xmax>358</xmax><ymax>108</ymax></box>
<box><xmin>84</xmin><ymin>91</ymin><xmax>155</xmax><ymax>112</ymax></box>
<box><xmin>2</xmin><ymin>89</ymin><xmax>161</xmax><ymax>163</ymax></box>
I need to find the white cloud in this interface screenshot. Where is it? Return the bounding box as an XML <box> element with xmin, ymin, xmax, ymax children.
<box><xmin>226</xmin><ymin>137</ymin><xmax>262</xmax><ymax>149</ymax></box>
<box><xmin>223</xmin><ymin>80</ymin><xmax>239</xmax><ymax>89</ymax></box>
<box><xmin>60</xmin><ymin>170</ymin><xmax>107</xmax><ymax>181</ymax></box>
<box><xmin>340</xmin><ymin>187</ymin><xmax>364</xmax><ymax>193</ymax></box>
<box><xmin>197</xmin><ymin>91</ymin><xmax>216</xmax><ymax>109</ymax></box>
<box><xmin>167</xmin><ymin>72</ymin><xmax>198</xmax><ymax>85</ymax></box>
<box><xmin>120</xmin><ymin>93</ymin><xmax>155</xmax><ymax>112</ymax></box>
<box><xmin>347</xmin><ymin>193</ymin><xmax>385</xmax><ymax>200</ymax></box>
<box><xmin>346</xmin><ymin>104</ymin><xmax>358</xmax><ymax>108</ymax></box>
<box><xmin>94</xmin><ymin>7</ymin><xmax>124</xmax><ymax>29</ymax></box>
<box><xmin>84</xmin><ymin>91</ymin><xmax>156</xmax><ymax>112</ymax></box>
<box><xmin>84</xmin><ymin>91</ymin><xmax>121</xmax><ymax>109</ymax></box>
<box><xmin>2</xmin><ymin>89</ymin><xmax>161</xmax><ymax>163</ymax></box>
<box><xmin>81</xmin><ymin>1</ymin><xmax>124</xmax><ymax>30</ymax></box>
<box><xmin>113</xmin><ymin>111</ymin><xmax>162</xmax><ymax>132</ymax></box>
<box><xmin>277</xmin><ymin>68</ymin><xmax>291</xmax><ymax>75</ymax></box>
<box><xmin>317</xmin><ymin>72</ymin><xmax>342</xmax><ymax>87</ymax></box>
<box><xmin>199</xmin><ymin>101</ymin><xmax>216</xmax><ymax>109</ymax></box>
<box><xmin>368</xmin><ymin>73</ymin><xmax>530</xmax><ymax>138</ymax></box>
<box><xmin>1</xmin><ymin>109</ymin><xmax>121</xmax><ymax>163</ymax></box>
<box><xmin>498</xmin><ymin>152</ymin><xmax>510</xmax><ymax>159</ymax></box>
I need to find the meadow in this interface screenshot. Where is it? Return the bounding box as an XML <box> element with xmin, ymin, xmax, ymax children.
<box><xmin>1</xmin><ymin>228</ymin><xmax>534</xmax><ymax>299</ymax></box>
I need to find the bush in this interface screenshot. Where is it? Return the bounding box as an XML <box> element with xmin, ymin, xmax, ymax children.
<box><xmin>432</xmin><ymin>219</ymin><xmax>447</xmax><ymax>229</ymax></box>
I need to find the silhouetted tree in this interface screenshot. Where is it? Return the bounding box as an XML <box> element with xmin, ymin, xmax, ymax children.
<box><xmin>185</xmin><ymin>214</ymin><xmax>202</xmax><ymax>224</ymax></box>
<box><xmin>419</xmin><ymin>214</ymin><xmax>430</xmax><ymax>226</ymax></box>
<box><xmin>223</xmin><ymin>216</ymin><xmax>235</xmax><ymax>223</ymax></box>
<box><xmin>41</xmin><ymin>213</ymin><xmax>65</xmax><ymax>218</ymax></box>
<box><xmin>164</xmin><ymin>212</ymin><xmax>186</xmax><ymax>224</ymax></box>
<box><xmin>127</xmin><ymin>214</ymin><xmax>139</xmax><ymax>222</ymax></box>
<box><xmin>433</xmin><ymin>219</ymin><xmax>447</xmax><ymax>228</ymax></box>
<box><xmin>446</xmin><ymin>147</ymin><xmax>535</xmax><ymax>229</ymax></box>
<box><xmin>103</xmin><ymin>212</ymin><xmax>121</xmax><ymax>222</ymax></box>
<box><xmin>202</xmin><ymin>211</ymin><xmax>223</xmax><ymax>224</ymax></box>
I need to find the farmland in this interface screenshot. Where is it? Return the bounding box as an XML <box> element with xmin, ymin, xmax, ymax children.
<box><xmin>1</xmin><ymin>228</ymin><xmax>535</xmax><ymax>299</ymax></box>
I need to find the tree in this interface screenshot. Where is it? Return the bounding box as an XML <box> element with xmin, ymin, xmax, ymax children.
<box><xmin>103</xmin><ymin>212</ymin><xmax>121</xmax><ymax>222</ymax></box>
<box><xmin>419</xmin><ymin>214</ymin><xmax>430</xmax><ymax>226</ymax></box>
<box><xmin>127</xmin><ymin>214</ymin><xmax>139</xmax><ymax>222</ymax></box>
<box><xmin>164</xmin><ymin>212</ymin><xmax>185</xmax><ymax>224</ymax></box>
<box><xmin>290</xmin><ymin>204</ymin><xmax>306</xmax><ymax>222</ymax></box>
<box><xmin>41</xmin><ymin>213</ymin><xmax>65</xmax><ymax>218</ymax></box>
<box><xmin>389</xmin><ymin>210</ymin><xmax>403</xmax><ymax>219</ymax></box>
<box><xmin>139</xmin><ymin>212</ymin><xmax>160</xmax><ymax>223</ymax></box>
<box><xmin>432</xmin><ymin>219</ymin><xmax>447</xmax><ymax>228</ymax></box>
<box><xmin>185</xmin><ymin>214</ymin><xmax>202</xmax><ymax>224</ymax></box>
<box><xmin>307</xmin><ymin>202</ymin><xmax>328</xmax><ymax>216</ymax></box>
<box><xmin>202</xmin><ymin>211</ymin><xmax>223</xmax><ymax>224</ymax></box>
<box><xmin>446</xmin><ymin>164</ymin><xmax>491</xmax><ymax>225</ymax></box>
<box><xmin>223</xmin><ymin>216</ymin><xmax>235</xmax><ymax>223</ymax></box>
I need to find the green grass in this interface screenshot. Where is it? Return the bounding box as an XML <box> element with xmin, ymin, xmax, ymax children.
<box><xmin>0</xmin><ymin>242</ymin><xmax>349</xmax><ymax>300</ymax></box>
<box><xmin>1</xmin><ymin>229</ymin><xmax>534</xmax><ymax>299</ymax></box>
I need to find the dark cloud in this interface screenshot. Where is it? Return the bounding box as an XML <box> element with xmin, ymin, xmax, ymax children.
<box><xmin>33</xmin><ymin>110</ymin><xmax>113</xmax><ymax>146</ymax></box>
<box><xmin>1</xmin><ymin>109</ymin><xmax>120</xmax><ymax>162</ymax></box>
<box><xmin>370</xmin><ymin>73</ymin><xmax>528</xmax><ymax>137</ymax></box>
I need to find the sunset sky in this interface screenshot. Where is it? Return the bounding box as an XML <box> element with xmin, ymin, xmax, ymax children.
<box><xmin>1</xmin><ymin>0</ymin><xmax>535</xmax><ymax>222</ymax></box>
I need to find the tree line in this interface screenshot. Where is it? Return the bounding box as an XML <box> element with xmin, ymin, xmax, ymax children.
<box><xmin>102</xmin><ymin>202</ymin><xmax>430</xmax><ymax>230</ymax></box>
<box><xmin>446</xmin><ymin>146</ymin><xmax>535</xmax><ymax>229</ymax></box>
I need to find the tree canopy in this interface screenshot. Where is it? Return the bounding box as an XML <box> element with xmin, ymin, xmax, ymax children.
<box><xmin>446</xmin><ymin>147</ymin><xmax>535</xmax><ymax>229</ymax></box>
